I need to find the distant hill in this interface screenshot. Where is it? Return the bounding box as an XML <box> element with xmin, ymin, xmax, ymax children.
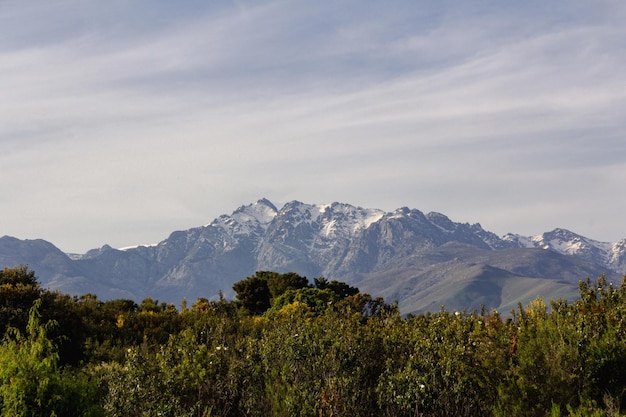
<box><xmin>2</xmin><ymin>198</ymin><xmax>624</xmax><ymax>314</ymax></box>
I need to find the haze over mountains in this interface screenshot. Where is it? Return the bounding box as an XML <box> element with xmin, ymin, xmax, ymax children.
<box><xmin>2</xmin><ymin>198</ymin><xmax>624</xmax><ymax>314</ymax></box>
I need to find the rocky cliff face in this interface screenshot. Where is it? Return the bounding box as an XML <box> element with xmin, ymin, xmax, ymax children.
<box><xmin>1</xmin><ymin>198</ymin><xmax>624</xmax><ymax>313</ymax></box>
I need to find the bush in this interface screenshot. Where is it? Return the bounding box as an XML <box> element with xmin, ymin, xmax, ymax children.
<box><xmin>0</xmin><ymin>300</ymin><xmax>103</xmax><ymax>417</ymax></box>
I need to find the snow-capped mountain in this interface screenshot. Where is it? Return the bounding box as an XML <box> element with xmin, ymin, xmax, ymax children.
<box><xmin>208</xmin><ymin>198</ymin><xmax>278</xmax><ymax>241</ymax></box>
<box><xmin>256</xmin><ymin>201</ymin><xmax>385</xmax><ymax>277</ymax></box>
<box><xmin>1</xmin><ymin>199</ymin><xmax>624</xmax><ymax>314</ymax></box>
<box><xmin>503</xmin><ymin>228</ymin><xmax>626</xmax><ymax>274</ymax></box>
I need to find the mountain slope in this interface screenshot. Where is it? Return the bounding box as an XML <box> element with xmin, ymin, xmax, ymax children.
<box><xmin>1</xmin><ymin>198</ymin><xmax>624</xmax><ymax>314</ymax></box>
<box><xmin>355</xmin><ymin>242</ymin><xmax>606</xmax><ymax>314</ymax></box>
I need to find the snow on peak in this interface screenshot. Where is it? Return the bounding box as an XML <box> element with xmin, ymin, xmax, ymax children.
<box><xmin>318</xmin><ymin>202</ymin><xmax>385</xmax><ymax>237</ymax></box>
<box><xmin>426</xmin><ymin>212</ymin><xmax>456</xmax><ymax>231</ymax></box>
<box><xmin>281</xmin><ymin>200</ymin><xmax>321</xmax><ymax>219</ymax></box>
<box><xmin>278</xmin><ymin>200</ymin><xmax>384</xmax><ymax>238</ymax></box>
<box><xmin>503</xmin><ymin>228</ymin><xmax>622</xmax><ymax>270</ymax></box>
<box><xmin>534</xmin><ymin>228</ymin><xmax>611</xmax><ymax>255</ymax></box>
<box><xmin>208</xmin><ymin>199</ymin><xmax>278</xmax><ymax>235</ymax></box>
<box><xmin>502</xmin><ymin>233</ymin><xmax>534</xmax><ymax>248</ymax></box>
<box><xmin>609</xmin><ymin>240</ymin><xmax>626</xmax><ymax>266</ymax></box>
<box><xmin>119</xmin><ymin>243</ymin><xmax>158</xmax><ymax>251</ymax></box>
<box><xmin>231</xmin><ymin>199</ymin><xmax>278</xmax><ymax>226</ymax></box>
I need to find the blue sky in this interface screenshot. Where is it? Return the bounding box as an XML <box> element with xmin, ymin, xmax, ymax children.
<box><xmin>1</xmin><ymin>0</ymin><xmax>625</xmax><ymax>253</ymax></box>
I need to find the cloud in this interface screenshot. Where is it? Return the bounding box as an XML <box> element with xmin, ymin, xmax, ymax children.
<box><xmin>1</xmin><ymin>0</ymin><xmax>626</xmax><ymax>251</ymax></box>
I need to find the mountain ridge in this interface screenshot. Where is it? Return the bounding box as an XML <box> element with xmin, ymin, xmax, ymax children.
<box><xmin>2</xmin><ymin>198</ymin><xmax>624</xmax><ymax>314</ymax></box>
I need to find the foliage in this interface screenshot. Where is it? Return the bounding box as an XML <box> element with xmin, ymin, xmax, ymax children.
<box><xmin>0</xmin><ymin>266</ymin><xmax>85</xmax><ymax>365</ymax></box>
<box><xmin>0</xmin><ymin>265</ymin><xmax>42</xmax><ymax>335</ymax></box>
<box><xmin>233</xmin><ymin>272</ymin><xmax>359</xmax><ymax>316</ymax></box>
<box><xmin>3</xmin><ymin>266</ymin><xmax>626</xmax><ymax>416</ymax></box>
<box><xmin>232</xmin><ymin>272</ymin><xmax>273</xmax><ymax>315</ymax></box>
<box><xmin>314</xmin><ymin>277</ymin><xmax>359</xmax><ymax>298</ymax></box>
<box><xmin>267</xmin><ymin>271</ymin><xmax>309</xmax><ymax>298</ymax></box>
<box><xmin>268</xmin><ymin>287</ymin><xmax>339</xmax><ymax>316</ymax></box>
<box><xmin>0</xmin><ymin>300</ymin><xmax>102</xmax><ymax>417</ymax></box>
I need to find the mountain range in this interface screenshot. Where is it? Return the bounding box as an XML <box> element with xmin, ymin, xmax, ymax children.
<box><xmin>2</xmin><ymin>198</ymin><xmax>625</xmax><ymax>314</ymax></box>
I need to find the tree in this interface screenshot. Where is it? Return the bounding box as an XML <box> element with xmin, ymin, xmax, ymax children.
<box><xmin>0</xmin><ymin>267</ymin><xmax>86</xmax><ymax>365</ymax></box>
<box><xmin>266</xmin><ymin>272</ymin><xmax>309</xmax><ymax>299</ymax></box>
<box><xmin>0</xmin><ymin>300</ymin><xmax>102</xmax><ymax>416</ymax></box>
<box><xmin>0</xmin><ymin>265</ymin><xmax>38</xmax><ymax>287</ymax></box>
<box><xmin>0</xmin><ymin>265</ymin><xmax>43</xmax><ymax>336</ymax></box>
<box><xmin>268</xmin><ymin>287</ymin><xmax>340</xmax><ymax>316</ymax></box>
<box><xmin>233</xmin><ymin>274</ymin><xmax>272</xmax><ymax>315</ymax></box>
<box><xmin>314</xmin><ymin>277</ymin><xmax>359</xmax><ymax>298</ymax></box>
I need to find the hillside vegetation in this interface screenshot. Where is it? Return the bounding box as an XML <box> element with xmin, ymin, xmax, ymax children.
<box><xmin>1</xmin><ymin>265</ymin><xmax>626</xmax><ymax>416</ymax></box>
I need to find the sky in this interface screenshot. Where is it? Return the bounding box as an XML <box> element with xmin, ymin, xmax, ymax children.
<box><xmin>1</xmin><ymin>0</ymin><xmax>625</xmax><ymax>253</ymax></box>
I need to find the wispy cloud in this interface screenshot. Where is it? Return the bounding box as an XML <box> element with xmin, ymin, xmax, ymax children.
<box><xmin>1</xmin><ymin>0</ymin><xmax>625</xmax><ymax>251</ymax></box>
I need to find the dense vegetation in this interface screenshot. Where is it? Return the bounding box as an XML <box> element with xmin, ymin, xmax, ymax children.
<box><xmin>2</xmin><ymin>265</ymin><xmax>626</xmax><ymax>416</ymax></box>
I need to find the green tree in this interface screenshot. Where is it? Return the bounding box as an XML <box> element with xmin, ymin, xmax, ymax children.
<box><xmin>314</xmin><ymin>277</ymin><xmax>359</xmax><ymax>298</ymax></box>
<box><xmin>0</xmin><ymin>266</ymin><xmax>84</xmax><ymax>365</ymax></box>
<box><xmin>233</xmin><ymin>273</ymin><xmax>272</xmax><ymax>315</ymax></box>
<box><xmin>266</xmin><ymin>272</ymin><xmax>309</xmax><ymax>298</ymax></box>
<box><xmin>0</xmin><ymin>265</ymin><xmax>38</xmax><ymax>286</ymax></box>
<box><xmin>0</xmin><ymin>265</ymin><xmax>42</xmax><ymax>335</ymax></box>
<box><xmin>0</xmin><ymin>300</ymin><xmax>102</xmax><ymax>416</ymax></box>
<box><xmin>268</xmin><ymin>287</ymin><xmax>340</xmax><ymax>316</ymax></box>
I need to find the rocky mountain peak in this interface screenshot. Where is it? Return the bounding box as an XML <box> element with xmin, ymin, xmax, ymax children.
<box><xmin>231</xmin><ymin>198</ymin><xmax>278</xmax><ymax>226</ymax></box>
<box><xmin>503</xmin><ymin>228</ymin><xmax>619</xmax><ymax>271</ymax></box>
<box><xmin>208</xmin><ymin>199</ymin><xmax>278</xmax><ymax>237</ymax></box>
<box><xmin>81</xmin><ymin>244</ymin><xmax>116</xmax><ymax>259</ymax></box>
<box><xmin>2</xmin><ymin>199</ymin><xmax>625</xmax><ymax>314</ymax></box>
<box><xmin>426</xmin><ymin>212</ymin><xmax>456</xmax><ymax>231</ymax></box>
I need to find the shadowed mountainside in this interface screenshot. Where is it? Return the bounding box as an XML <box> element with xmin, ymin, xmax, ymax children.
<box><xmin>2</xmin><ymin>199</ymin><xmax>624</xmax><ymax>314</ymax></box>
